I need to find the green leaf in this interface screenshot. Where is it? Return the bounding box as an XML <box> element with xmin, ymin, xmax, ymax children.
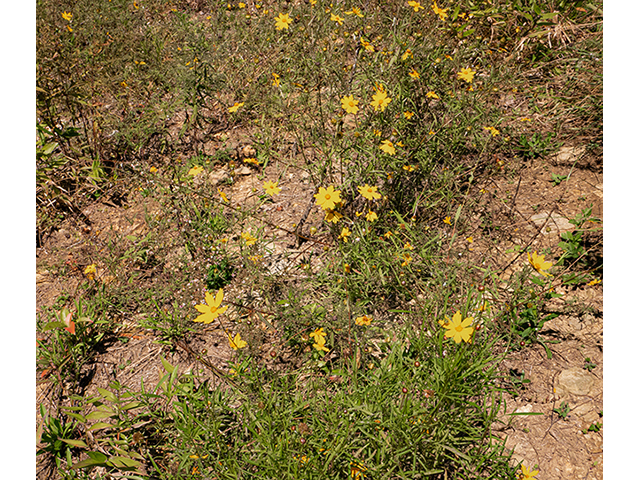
<box><xmin>64</xmin><ymin>412</ymin><xmax>87</xmax><ymax>423</ymax></box>
<box><xmin>107</xmin><ymin>456</ymin><xmax>142</xmax><ymax>469</ymax></box>
<box><xmin>89</xmin><ymin>422</ymin><xmax>113</xmax><ymax>431</ymax></box>
<box><xmin>71</xmin><ymin>451</ymin><xmax>108</xmax><ymax>469</ymax></box>
<box><xmin>98</xmin><ymin>387</ymin><xmax>117</xmax><ymax>402</ymax></box>
<box><xmin>86</xmin><ymin>408</ymin><xmax>116</xmax><ymax>421</ymax></box>
<box><xmin>121</xmin><ymin>401</ymin><xmax>142</xmax><ymax>411</ymax></box>
<box><xmin>61</xmin><ymin>438</ymin><xmax>89</xmax><ymax>448</ymax></box>
<box><xmin>43</xmin><ymin>321</ymin><xmax>66</xmax><ymax>331</ymax></box>
<box><xmin>161</xmin><ymin>356</ymin><xmax>176</xmax><ymax>374</ymax></box>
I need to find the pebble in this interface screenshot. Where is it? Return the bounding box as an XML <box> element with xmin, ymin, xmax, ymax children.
<box><xmin>556</xmin><ymin>367</ymin><xmax>595</xmax><ymax>396</ymax></box>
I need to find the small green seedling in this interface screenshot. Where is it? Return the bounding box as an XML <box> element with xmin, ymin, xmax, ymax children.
<box><xmin>549</xmin><ymin>173</ymin><xmax>568</xmax><ymax>186</ymax></box>
<box><xmin>583</xmin><ymin>357</ymin><xmax>597</xmax><ymax>372</ymax></box>
<box><xmin>553</xmin><ymin>401</ymin><xmax>571</xmax><ymax>419</ymax></box>
<box><xmin>582</xmin><ymin>422</ymin><xmax>602</xmax><ymax>434</ymax></box>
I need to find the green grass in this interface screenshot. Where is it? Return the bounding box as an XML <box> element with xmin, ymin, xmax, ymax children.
<box><xmin>36</xmin><ymin>0</ymin><xmax>602</xmax><ymax>478</ymax></box>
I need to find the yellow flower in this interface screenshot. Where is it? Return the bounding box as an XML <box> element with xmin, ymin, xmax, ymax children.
<box><xmin>361</xmin><ymin>38</ymin><xmax>375</xmax><ymax>52</ymax></box>
<box><xmin>238</xmin><ymin>2</ymin><xmax>246</xmax><ymax>8</ymax></box>
<box><xmin>194</xmin><ymin>289</ymin><xmax>230</xmax><ymax>324</ymax></box>
<box><xmin>441</xmin><ymin>311</ymin><xmax>474</xmax><ymax>343</ymax></box>
<box><xmin>346</xmin><ymin>7</ymin><xmax>364</xmax><ymax>17</ymax></box>
<box><xmin>404</xmin><ymin>111</ymin><xmax>414</xmax><ymax>120</ymax></box>
<box><xmin>365</xmin><ymin>210</ymin><xmax>378</xmax><ymax>222</ymax></box>
<box><xmin>274</xmin><ymin>12</ymin><xmax>293</xmax><ymax>30</ymax></box>
<box><xmin>314</xmin><ymin>186</ymin><xmax>342</xmax><ymax>211</ymax></box>
<box><xmin>188</xmin><ymin>165</ymin><xmax>204</xmax><ymax>176</ymax></box>
<box><xmin>401</xmin><ymin>48</ymin><xmax>413</xmax><ymax>61</ymax></box>
<box><xmin>339</xmin><ymin>227</ymin><xmax>352</xmax><ymax>242</ymax></box>
<box><xmin>355</xmin><ymin>315</ymin><xmax>372</xmax><ymax>326</ymax></box>
<box><xmin>241</xmin><ymin>232</ymin><xmax>257</xmax><ymax>245</ymax></box>
<box><xmin>243</xmin><ymin>157</ymin><xmax>259</xmax><ymax>166</ymax></box>
<box><xmin>357</xmin><ymin>184</ymin><xmax>381</xmax><ymax>201</ymax></box>
<box><xmin>373</xmin><ymin>128</ymin><xmax>382</xmax><ymax>137</ymax></box>
<box><xmin>263</xmin><ymin>180</ymin><xmax>281</xmax><ymax>196</ymax></box>
<box><xmin>431</xmin><ymin>1</ymin><xmax>449</xmax><ymax>21</ymax></box>
<box><xmin>443</xmin><ymin>216</ymin><xmax>451</xmax><ymax>225</ymax></box>
<box><xmin>83</xmin><ymin>264</ymin><xmax>97</xmax><ymax>280</ymax></box>
<box><xmin>404</xmin><ymin>242</ymin><xmax>414</xmax><ymax>250</ymax></box>
<box><xmin>379</xmin><ymin>140</ymin><xmax>396</xmax><ymax>155</ymax></box>
<box><xmin>409</xmin><ymin>68</ymin><xmax>420</xmax><ymax>78</ymax></box>
<box><xmin>324</xmin><ymin>209</ymin><xmax>343</xmax><ymax>223</ymax></box>
<box><xmin>310</xmin><ymin>327</ymin><xmax>330</xmax><ymax>352</ymax></box>
<box><xmin>401</xmin><ymin>253</ymin><xmax>412</xmax><ymax>267</ymax></box>
<box><xmin>519</xmin><ymin>464</ymin><xmax>539</xmax><ymax>480</ymax></box>
<box><xmin>383</xmin><ymin>231</ymin><xmax>393</xmax><ymax>238</ymax></box>
<box><xmin>407</xmin><ymin>1</ymin><xmax>424</xmax><ymax>12</ymax></box>
<box><xmin>330</xmin><ymin>13</ymin><xmax>344</xmax><ymax>25</ymax></box>
<box><xmin>228</xmin><ymin>332</ymin><xmax>247</xmax><ymax>350</ymax></box>
<box><xmin>484</xmin><ymin>126</ymin><xmax>500</xmax><ymax>137</ymax></box>
<box><xmin>528</xmin><ymin>251</ymin><xmax>553</xmax><ymax>277</ymax></box>
<box><xmin>272</xmin><ymin>73</ymin><xmax>281</xmax><ymax>87</ymax></box>
<box><xmin>426</xmin><ymin>91</ymin><xmax>439</xmax><ymax>99</ymax></box>
<box><xmin>350</xmin><ymin>461</ymin><xmax>367</xmax><ymax>479</ymax></box>
<box><xmin>587</xmin><ymin>278</ymin><xmax>602</xmax><ymax>286</ymax></box>
<box><xmin>457</xmin><ymin>67</ymin><xmax>476</xmax><ymax>83</ymax></box>
<box><xmin>341</xmin><ymin>95</ymin><xmax>359</xmax><ymax>114</ymax></box>
<box><xmin>61</xmin><ymin>11</ymin><xmax>73</xmax><ymax>21</ymax></box>
<box><xmin>403</xmin><ymin>164</ymin><xmax>416</xmax><ymax>172</ymax></box>
<box><xmin>67</xmin><ymin>25</ymin><xmax>73</xmax><ymax>32</ymax></box>
<box><xmin>149</xmin><ymin>166</ymin><xmax>158</xmax><ymax>173</ymax></box>
<box><xmin>218</xmin><ymin>188</ymin><xmax>229</xmax><ymax>203</ymax></box>
<box><xmin>371</xmin><ymin>88</ymin><xmax>391</xmax><ymax>112</ymax></box>
<box><xmin>228</xmin><ymin>102</ymin><xmax>244</xmax><ymax>113</ymax></box>
<box><xmin>344</xmin><ymin>263</ymin><xmax>351</xmax><ymax>273</ymax></box>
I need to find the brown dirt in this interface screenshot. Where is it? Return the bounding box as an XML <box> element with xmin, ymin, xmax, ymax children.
<box><xmin>36</xmin><ymin>133</ymin><xmax>602</xmax><ymax>479</ymax></box>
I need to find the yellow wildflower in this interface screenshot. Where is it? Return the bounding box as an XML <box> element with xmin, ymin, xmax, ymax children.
<box><xmin>441</xmin><ymin>311</ymin><xmax>474</xmax><ymax>343</ymax></box>
<box><xmin>149</xmin><ymin>166</ymin><xmax>158</xmax><ymax>173</ymax></box>
<box><xmin>528</xmin><ymin>251</ymin><xmax>553</xmax><ymax>277</ymax></box>
<box><xmin>443</xmin><ymin>216</ymin><xmax>451</xmax><ymax>225</ymax></box>
<box><xmin>365</xmin><ymin>210</ymin><xmax>378</xmax><ymax>222</ymax></box>
<box><xmin>357</xmin><ymin>184</ymin><xmax>381</xmax><ymax>201</ymax></box>
<box><xmin>519</xmin><ymin>464</ymin><xmax>539</xmax><ymax>480</ymax></box>
<box><xmin>241</xmin><ymin>232</ymin><xmax>257</xmax><ymax>245</ymax></box>
<box><xmin>371</xmin><ymin>87</ymin><xmax>391</xmax><ymax>112</ymax></box>
<box><xmin>346</xmin><ymin>7</ymin><xmax>364</xmax><ymax>17</ymax></box>
<box><xmin>431</xmin><ymin>1</ymin><xmax>449</xmax><ymax>21</ymax></box>
<box><xmin>228</xmin><ymin>332</ymin><xmax>248</xmax><ymax>350</ymax></box>
<box><xmin>274</xmin><ymin>12</ymin><xmax>293</xmax><ymax>30</ymax></box>
<box><xmin>341</xmin><ymin>95</ymin><xmax>359</xmax><ymax>114</ymax></box>
<box><xmin>403</xmin><ymin>165</ymin><xmax>417</xmax><ymax>172</ymax></box>
<box><xmin>83</xmin><ymin>264</ymin><xmax>97</xmax><ymax>280</ymax></box>
<box><xmin>61</xmin><ymin>11</ymin><xmax>73</xmax><ymax>21</ymax></box>
<box><xmin>263</xmin><ymin>180</ymin><xmax>281</xmax><ymax>196</ymax></box>
<box><xmin>361</xmin><ymin>38</ymin><xmax>375</xmax><ymax>52</ymax></box>
<box><xmin>339</xmin><ymin>227</ymin><xmax>352</xmax><ymax>242</ymax></box>
<box><xmin>330</xmin><ymin>13</ymin><xmax>344</xmax><ymax>25</ymax></box>
<box><xmin>457</xmin><ymin>67</ymin><xmax>476</xmax><ymax>83</ymax></box>
<box><xmin>484</xmin><ymin>126</ymin><xmax>500</xmax><ymax>137</ymax></box>
<box><xmin>409</xmin><ymin>68</ymin><xmax>420</xmax><ymax>78</ymax></box>
<box><xmin>314</xmin><ymin>186</ymin><xmax>342</xmax><ymax>211</ymax></box>
<box><xmin>228</xmin><ymin>102</ymin><xmax>244</xmax><ymax>113</ymax></box>
<box><xmin>188</xmin><ymin>165</ymin><xmax>204</xmax><ymax>176</ymax></box>
<box><xmin>407</xmin><ymin>1</ymin><xmax>424</xmax><ymax>12</ymax></box>
<box><xmin>218</xmin><ymin>188</ymin><xmax>229</xmax><ymax>203</ymax></box>
<box><xmin>401</xmin><ymin>48</ymin><xmax>413</xmax><ymax>61</ymax></box>
<box><xmin>243</xmin><ymin>157</ymin><xmax>259</xmax><ymax>166</ymax></box>
<box><xmin>401</xmin><ymin>253</ymin><xmax>412</xmax><ymax>267</ymax></box>
<box><xmin>194</xmin><ymin>289</ymin><xmax>229</xmax><ymax>324</ymax></box>
<box><xmin>272</xmin><ymin>73</ymin><xmax>281</xmax><ymax>87</ymax></box>
<box><xmin>404</xmin><ymin>111</ymin><xmax>414</xmax><ymax>120</ymax></box>
<box><xmin>426</xmin><ymin>91</ymin><xmax>439</xmax><ymax>99</ymax></box>
<box><xmin>404</xmin><ymin>242</ymin><xmax>414</xmax><ymax>250</ymax></box>
<box><xmin>379</xmin><ymin>140</ymin><xmax>396</xmax><ymax>155</ymax></box>
<box><xmin>355</xmin><ymin>315</ymin><xmax>372</xmax><ymax>326</ymax></box>
<box><xmin>324</xmin><ymin>209</ymin><xmax>343</xmax><ymax>223</ymax></box>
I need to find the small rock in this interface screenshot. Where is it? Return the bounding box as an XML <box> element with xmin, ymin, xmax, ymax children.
<box><xmin>515</xmin><ymin>404</ymin><xmax>533</xmax><ymax>414</ymax></box>
<box><xmin>554</xmin><ymin>146</ymin><xmax>586</xmax><ymax>164</ymax></box>
<box><xmin>556</xmin><ymin>367</ymin><xmax>595</xmax><ymax>396</ymax></box>
<box><xmin>208</xmin><ymin>168</ymin><xmax>229</xmax><ymax>186</ymax></box>
<box><xmin>240</xmin><ymin>145</ymin><xmax>256</xmax><ymax>158</ymax></box>
<box><xmin>530</xmin><ymin>211</ymin><xmax>574</xmax><ymax>235</ymax></box>
<box><xmin>238</xmin><ymin>166</ymin><xmax>252</xmax><ymax>176</ymax></box>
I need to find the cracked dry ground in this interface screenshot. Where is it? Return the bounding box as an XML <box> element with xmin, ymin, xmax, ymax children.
<box><xmin>36</xmin><ymin>134</ymin><xmax>602</xmax><ymax>479</ymax></box>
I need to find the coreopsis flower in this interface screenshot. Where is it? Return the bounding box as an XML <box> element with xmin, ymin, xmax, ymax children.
<box><xmin>345</xmin><ymin>7</ymin><xmax>364</xmax><ymax>17</ymax></box>
<box><xmin>407</xmin><ymin>1</ymin><xmax>424</xmax><ymax>12</ymax></box>
<box><xmin>401</xmin><ymin>253</ymin><xmax>412</xmax><ymax>266</ymax></box>
<box><xmin>361</xmin><ymin>38</ymin><xmax>375</xmax><ymax>52</ymax></box>
<box><xmin>379</xmin><ymin>140</ymin><xmax>396</xmax><ymax>155</ymax></box>
<box><xmin>371</xmin><ymin>87</ymin><xmax>391</xmax><ymax>112</ymax></box>
<box><xmin>431</xmin><ymin>1</ymin><xmax>449</xmax><ymax>21</ymax></box>
<box><xmin>218</xmin><ymin>188</ymin><xmax>229</xmax><ymax>203</ymax></box>
<box><xmin>314</xmin><ymin>186</ymin><xmax>342</xmax><ymax>211</ymax></box>
<box><xmin>357</xmin><ymin>184</ymin><xmax>381</xmax><ymax>201</ymax></box>
<box><xmin>310</xmin><ymin>327</ymin><xmax>329</xmax><ymax>352</ymax></box>
<box><xmin>426</xmin><ymin>91</ymin><xmax>440</xmax><ymax>99</ymax></box>
<box><xmin>355</xmin><ymin>315</ymin><xmax>372</xmax><ymax>326</ymax></box>
<box><xmin>263</xmin><ymin>180</ymin><xmax>281</xmax><ymax>196</ymax></box>
<box><xmin>404</xmin><ymin>111</ymin><xmax>414</xmax><ymax>120</ymax></box>
<box><xmin>149</xmin><ymin>166</ymin><xmax>158</xmax><ymax>173</ymax></box>
<box><xmin>403</xmin><ymin>165</ymin><xmax>417</xmax><ymax>172</ymax></box>
<box><xmin>61</xmin><ymin>11</ymin><xmax>73</xmax><ymax>21</ymax></box>
<box><xmin>409</xmin><ymin>68</ymin><xmax>420</xmax><ymax>78</ymax></box>
<box><xmin>324</xmin><ymin>209</ymin><xmax>343</xmax><ymax>223</ymax></box>
<box><xmin>528</xmin><ymin>251</ymin><xmax>553</xmax><ymax>277</ymax></box>
<box><xmin>84</xmin><ymin>264</ymin><xmax>97</xmax><ymax>280</ymax></box>
<box><xmin>443</xmin><ymin>216</ymin><xmax>452</xmax><ymax>225</ymax></box>
<box><xmin>188</xmin><ymin>165</ymin><xmax>204</xmax><ymax>176</ymax></box>
<box><xmin>194</xmin><ymin>289</ymin><xmax>229</xmax><ymax>324</ymax></box>
<box><xmin>330</xmin><ymin>13</ymin><xmax>344</xmax><ymax>25</ymax></box>
<box><xmin>441</xmin><ymin>311</ymin><xmax>474</xmax><ymax>343</ymax></box>
<box><xmin>228</xmin><ymin>102</ymin><xmax>244</xmax><ymax>113</ymax></box>
<box><xmin>484</xmin><ymin>126</ymin><xmax>500</xmax><ymax>137</ymax></box>
<box><xmin>457</xmin><ymin>67</ymin><xmax>476</xmax><ymax>83</ymax></box>
<box><xmin>519</xmin><ymin>464</ymin><xmax>539</xmax><ymax>480</ymax></box>
<box><xmin>365</xmin><ymin>210</ymin><xmax>378</xmax><ymax>222</ymax></box>
<box><xmin>401</xmin><ymin>48</ymin><xmax>413</xmax><ymax>61</ymax></box>
<box><xmin>272</xmin><ymin>73</ymin><xmax>281</xmax><ymax>87</ymax></box>
<box><xmin>241</xmin><ymin>232</ymin><xmax>257</xmax><ymax>245</ymax></box>
<box><xmin>228</xmin><ymin>332</ymin><xmax>247</xmax><ymax>350</ymax></box>
<box><xmin>339</xmin><ymin>227</ymin><xmax>351</xmax><ymax>242</ymax></box>
<box><xmin>274</xmin><ymin>12</ymin><xmax>293</xmax><ymax>30</ymax></box>
<box><xmin>341</xmin><ymin>95</ymin><xmax>359</xmax><ymax>114</ymax></box>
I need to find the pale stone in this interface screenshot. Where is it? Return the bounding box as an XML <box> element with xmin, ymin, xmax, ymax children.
<box><xmin>556</xmin><ymin>367</ymin><xmax>595</xmax><ymax>396</ymax></box>
<box><xmin>530</xmin><ymin>211</ymin><xmax>574</xmax><ymax>235</ymax></box>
